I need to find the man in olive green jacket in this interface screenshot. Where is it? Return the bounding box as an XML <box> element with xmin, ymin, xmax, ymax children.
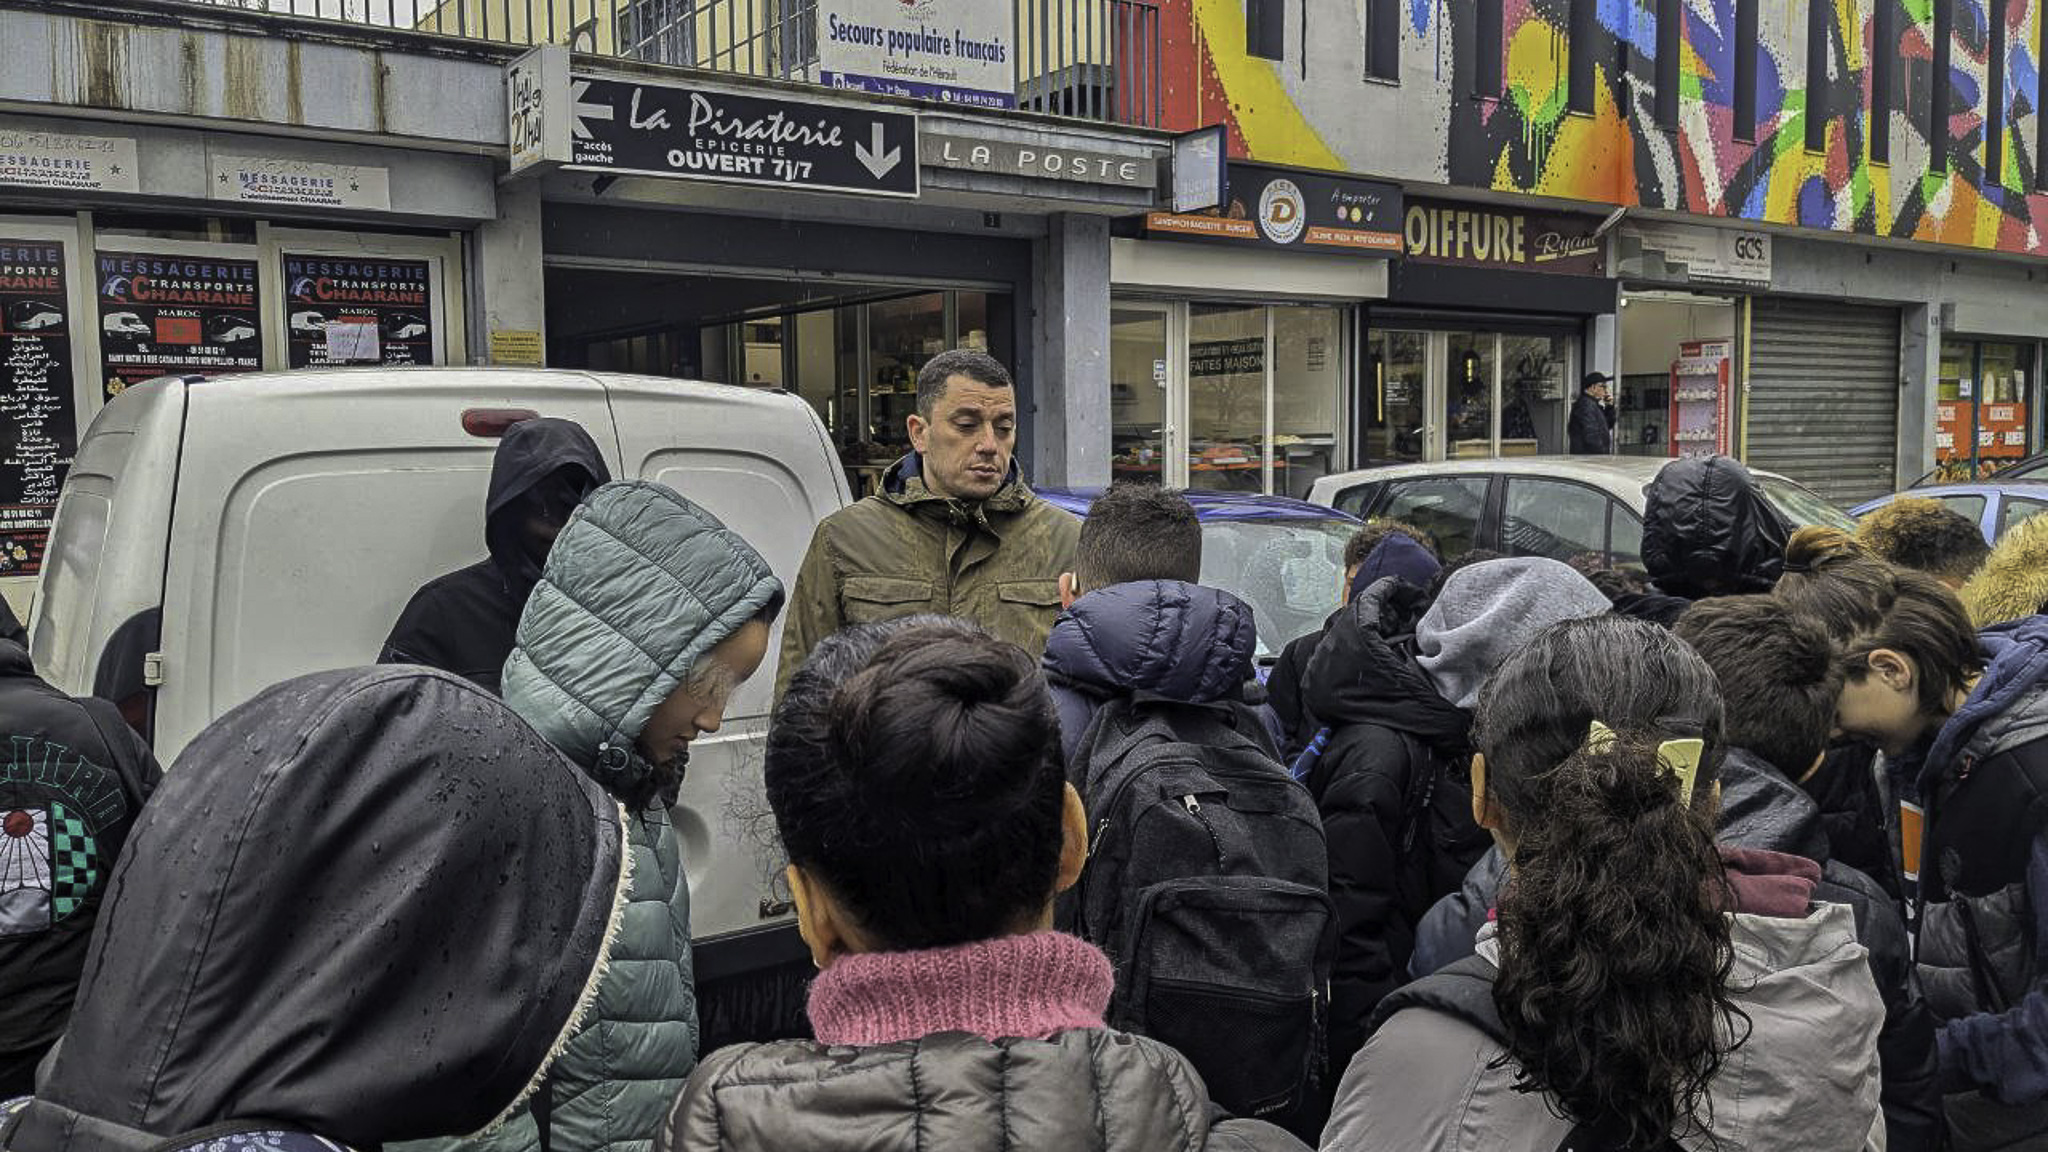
<box><xmin>776</xmin><ymin>348</ymin><xmax>1080</xmax><ymax>698</ymax></box>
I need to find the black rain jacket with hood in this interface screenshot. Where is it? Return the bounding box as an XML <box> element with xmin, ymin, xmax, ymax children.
<box><xmin>1636</xmin><ymin>455</ymin><xmax>1790</xmax><ymax>608</ymax></box>
<box><xmin>0</xmin><ymin>667</ymin><xmax>629</xmax><ymax>1152</ymax></box>
<box><xmin>380</xmin><ymin>418</ymin><xmax>611</xmax><ymax>694</ymax></box>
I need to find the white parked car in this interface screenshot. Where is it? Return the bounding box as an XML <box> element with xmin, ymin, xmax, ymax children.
<box><xmin>1306</xmin><ymin>456</ymin><xmax>1856</xmax><ymax>570</ymax></box>
<box><xmin>31</xmin><ymin>367</ymin><xmax>848</xmax><ymax>988</ymax></box>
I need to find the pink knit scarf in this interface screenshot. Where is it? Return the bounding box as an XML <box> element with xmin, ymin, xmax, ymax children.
<box><xmin>806</xmin><ymin>931</ymin><xmax>1114</xmax><ymax>1047</ymax></box>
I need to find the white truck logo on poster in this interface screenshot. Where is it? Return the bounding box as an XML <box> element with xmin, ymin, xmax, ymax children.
<box><xmin>818</xmin><ymin>0</ymin><xmax>1015</xmax><ymax>109</ymax></box>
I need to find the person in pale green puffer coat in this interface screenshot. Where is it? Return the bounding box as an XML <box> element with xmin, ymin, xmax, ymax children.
<box><xmin>423</xmin><ymin>479</ymin><xmax>784</xmax><ymax>1152</ymax></box>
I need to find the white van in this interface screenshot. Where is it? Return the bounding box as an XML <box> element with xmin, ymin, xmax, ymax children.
<box><xmin>30</xmin><ymin>367</ymin><xmax>849</xmax><ymax>994</ymax></box>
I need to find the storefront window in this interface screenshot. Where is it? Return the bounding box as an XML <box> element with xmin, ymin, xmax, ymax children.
<box><xmin>1365</xmin><ymin>329</ymin><xmax>1427</xmax><ymax>463</ymax></box>
<box><xmin>1939</xmin><ymin>339</ymin><xmax>2037</xmax><ymax>480</ymax></box>
<box><xmin>866</xmin><ymin>293</ymin><xmax>946</xmax><ymax>459</ymax></box>
<box><xmin>1188</xmin><ymin>304</ymin><xmax>1268</xmax><ymax>493</ymax></box>
<box><xmin>1445</xmin><ymin>332</ymin><xmax>1495</xmax><ymax>458</ymax></box>
<box><xmin>1111</xmin><ymin>306</ymin><xmax>1169</xmax><ymax>483</ymax></box>
<box><xmin>1617</xmin><ymin>292</ymin><xmax>1738</xmax><ymax>457</ymax></box>
<box><xmin>1272</xmin><ymin>308</ymin><xmax>1343</xmax><ymax>498</ymax></box>
<box><xmin>1500</xmin><ymin>333</ymin><xmax>1570</xmax><ymax>454</ymax></box>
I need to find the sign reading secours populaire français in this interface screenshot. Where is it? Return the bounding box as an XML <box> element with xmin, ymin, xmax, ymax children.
<box><xmin>816</xmin><ymin>0</ymin><xmax>1014</xmax><ymax>109</ymax></box>
<box><xmin>563</xmin><ymin>77</ymin><xmax>920</xmax><ymax>198</ymax></box>
<box><xmin>0</xmin><ymin>128</ymin><xmax>139</xmax><ymax>195</ymax></box>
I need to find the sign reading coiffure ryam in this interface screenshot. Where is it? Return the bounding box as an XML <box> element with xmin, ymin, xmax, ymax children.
<box><xmin>1403</xmin><ymin>198</ymin><xmax>1606</xmax><ymax>275</ymax></box>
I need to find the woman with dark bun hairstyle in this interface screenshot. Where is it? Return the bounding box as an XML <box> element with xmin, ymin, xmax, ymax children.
<box><xmin>657</xmin><ymin>616</ymin><xmax>1308</xmax><ymax>1152</ymax></box>
<box><xmin>1324</xmin><ymin>615</ymin><xmax>1885</xmax><ymax>1152</ymax></box>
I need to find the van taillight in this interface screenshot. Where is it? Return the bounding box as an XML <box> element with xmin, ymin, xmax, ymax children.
<box><xmin>462</xmin><ymin>408</ymin><xmax>540</xmax><ymax>438</ymax></box>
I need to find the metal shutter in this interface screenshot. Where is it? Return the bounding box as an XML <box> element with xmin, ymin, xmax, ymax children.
<box><xmin>1745</xmin><ymin>298</ymin><xmax>1901</xmax><ymax>506</ymax></box>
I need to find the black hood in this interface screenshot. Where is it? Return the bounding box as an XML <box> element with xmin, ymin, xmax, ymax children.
<box><xmin>1717</xmin><ymin>746</ymin><xmax>1831</xmax><ymax>864</ymax></box>
<box><xmin>485</xmin><ymin>418</ymin><xmax>611</xmax><ymax>597</ymax></box>
<box><xmin>10</xmin><ymin>668</ymin><xmax>627</xmax><ymax>1152</ymax></box>
<box><xmin>1641</xmin><ymin>456</ymin><xmax>1790</xmax><ymax>599</ymax></box>
<box><xmin>1302</xmin><ymin>578</ymin><xmax>1469</xmax><ymax>749</ymax></box>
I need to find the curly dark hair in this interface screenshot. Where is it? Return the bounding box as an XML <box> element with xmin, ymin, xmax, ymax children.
<box><xmin>1856</xmin><ymin>497</ymin><xmax>1991</xmax><ymax>586</ymax></box>
<box><xmin>1344</xmin><ymin>517</ymin><xmax>1440</xmax><ymax>569</ymax></box>
<box><xmin>1474</xmin><ymin>615</ymin><xmax>1743</xmax><ymax>1149</ymax></box>
<box><xmin>765</xmin><ymin>617</ymin><xmax>1067</xmax><ymax>951</ymax></box>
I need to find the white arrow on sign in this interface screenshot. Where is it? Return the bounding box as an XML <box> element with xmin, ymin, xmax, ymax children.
<box><xmin>854</xmin><ymin>122</ymin><xmax>901</xmax><ymax>180</ymax></box>
<box><xmin>570</xmin><ymin>79</ymin><xmax>614</xmax><ymax>140</ymax></box>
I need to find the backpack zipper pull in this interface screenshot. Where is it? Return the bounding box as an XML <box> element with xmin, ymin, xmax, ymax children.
<box><xmin>1181</xmin><ymin>793</ymin><xmax>1201</xmax><ymax>814</ymax></box>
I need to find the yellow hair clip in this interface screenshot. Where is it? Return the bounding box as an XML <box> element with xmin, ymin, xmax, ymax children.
<box><xmin>1584</xmin><ymin>720</ymin><xmax>1704</xmax><ymax>800</ymax></box>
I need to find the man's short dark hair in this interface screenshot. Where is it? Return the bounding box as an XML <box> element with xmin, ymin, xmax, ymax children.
<box><xmin>1674</xmin><ymin>595</ymin><xmax>1843</xmax><ymax>779</ymax></box>
<box><xmin>1076</xmin><ymin>483</ymin><xmax>1201</xmax><ymax>589</ymax></box>
<box><xmin>916</xmin><ymin>349</ymin><xmax>1013</xmax><ymax>417</ymax></box>
<box><xmin>1856</xmin><ymin>497</ymin><xmax>1992</xmax><ymax>585</ymax></box>
<box><xmin>1343</xmin><ymin>519</ymin><xmax>1440</xmax><ymax>571</ymax></box>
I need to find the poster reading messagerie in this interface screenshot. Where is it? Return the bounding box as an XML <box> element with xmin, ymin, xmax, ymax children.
<box><xmin>95</xmin><ymin>251</ymin><xmax>264</xmax><ymax>400</ymax></box>
<box><xmin>283</xmin><ymin>256</ymin><xmax>434</xmax><ymax>369</ymax></box>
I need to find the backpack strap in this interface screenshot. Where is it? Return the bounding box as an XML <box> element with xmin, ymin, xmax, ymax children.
<box><xmin>1367</xmin><ymin>953</ymin><xmax>1503</xmax><ymax>1040</ymax></box>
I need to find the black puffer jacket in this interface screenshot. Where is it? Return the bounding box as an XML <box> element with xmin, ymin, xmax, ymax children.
<box><xmin>380</xmin><ymin>418</ymin><xmax>611</xmax><ymax>693</ymax></box>
<box><xmin>3</xmin><ymin>667</ymin><xmax>628</xmax><ymax>1152</ymax></box>
<box><xmin>660</xmin><ymin>1029</ymin><xmax>1306</xmax><ymax>1152</ymax></box>
<box><xmin>1299</xmin><ymin>579</ymin><xmax>1484</xmax><ymax>1073</ymax></box>
<box><xmin>1411</xmin><ymin>746</ymin><xmax>1944</xmax><ymax>1152</ymax></box>
<box><xmin>1641</xmin><ymin>455</ymin><xmax>1789</xmax><ymax>600</ymax></box>
<box><xmin>0</xmin><ymin>643</ymin><xmax>160</xmax><ymax>1097</ymax></box>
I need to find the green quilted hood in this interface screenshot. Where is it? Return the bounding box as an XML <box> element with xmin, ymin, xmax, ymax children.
<box><xmin>503</xmin><ymin>481</ymin><xmax>784</xmax><ymax>800</ymax></box>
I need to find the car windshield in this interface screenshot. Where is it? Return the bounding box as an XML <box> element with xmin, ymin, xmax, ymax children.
<box><xmin>1758</xmin><ymin>477</ymin><xmax>1859</xmax><ymax>533</ymax></box>
<box><xmin>1198</xmin><ymin>517</ymin><xmax>1358</xmax><ymax>659</ymax></box>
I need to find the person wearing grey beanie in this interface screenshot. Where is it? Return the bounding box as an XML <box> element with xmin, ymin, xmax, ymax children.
<box><xmin>1416</xmin><ymin>557</ymin><xmax>1615</xmax><ymax>710</ymax></box>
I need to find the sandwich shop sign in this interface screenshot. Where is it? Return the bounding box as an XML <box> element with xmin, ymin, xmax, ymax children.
<box><xmin>817</xmin><ymin>0</ymin><xmax>1015</xmax><ymax>109</ymax></box>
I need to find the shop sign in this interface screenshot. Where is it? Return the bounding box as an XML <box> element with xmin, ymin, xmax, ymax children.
<box><xmin>1191</xmin><ymin>337</ymin><xmax>1263</xmax><ymax>377</ymax></box>
<box><xmin>0</xmin><ymin>129</ymin><xmax>139</xmax><ymax>195</ymax></box>
<box><xmin>96</xmin><ymin>251</ymin><xmax>264</xmax><ymax>401</ymax></box>
<box><xmin>490</xmin><ymin>328</ymin><xmax>546</xmax><ymax>366</ymax></box>
<box><xmin>1147</xmin><ymin>164</ymin><xmax>1402</xmax><ymax>255</ymax></box>
<box><xmin>210</xmin><ymin>156</ymin><xmax>392</xmax><ymax>211</ymax></box>
<box><xmin>817</xmin><ymin>0</ymin><xmax>1014</xmax><ymax>109</ymax></box>
<box><xmin>282</xmin><ymin>256</ymin><xmax>435</xmax><ymax>369</ymax></box>
<box><xmin>1621</xmin><ymin>222</ymin><xmax>1771</xmax><ymax>287</ymax></box>
<box><xmin>508</xmin><ymin>45</ymin><xmax>572</xmax><ymax>177</ymax></box>
<box><xmin>1171</xmin><ymin>125</ymin><xmax>1227</xmax><ymax>212</ymax></box>
<box><xmin>919</xmin><ymin>132</ymin><xmax>1155</xmax><ymax>188</ymax></box>
<box><xmin>0</xmin><ymin>239</ymin><xmax>77</xmax><ymax>579</ymax></box>
<box><xmin>561</xmin><ymin>76</ymin><xmax>920</xmax><ymax>198</ymax></box>
<box><xmin>1403</xmin><ymin>198</ymin><xmax>1605</xmax><ymax>275</ymax></box>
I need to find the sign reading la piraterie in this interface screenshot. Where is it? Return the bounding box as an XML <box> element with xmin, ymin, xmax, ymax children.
<box><xmin>1147</xmin><ymin>164</ymin><xmax>1402</xmax><ymax>254</ymax></box>
<box><xmin>563</xmin><ymin>76</ymin><xmax>920</xmax><ymax>198</ymax></box>
<box><xmin>1404</xmin><ymin>198</ymin><xmax>1606</xmax><ymax>275</ymax></box>
<box><xmin>283</xmin><ymin>256</ymin><xmax>435</xmax><ymax>369</ymax></box>
<box><xmin>817</xmin><ymin>0</ymin><xmax>1014</xmax><ymax>109</ymax></box>
<box><xmin>0</xmin><ymin>239</ymin><xmax>77</xmax><ymax>579</ymax></box>
<box><xmin>96</xmin><ymin>252</ymin><xmax>264</xmax><ymax>400</ymax></box>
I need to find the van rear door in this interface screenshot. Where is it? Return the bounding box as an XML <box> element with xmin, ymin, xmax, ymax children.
<box><xmin>604</xmin><ymin>376</ymin><xmax>849</xmax><ymax>952</ymax></box>
<box><xmin>153</xmin><ymin>369</ymin><xmax>619</xmax><ymax>760</ymax></box>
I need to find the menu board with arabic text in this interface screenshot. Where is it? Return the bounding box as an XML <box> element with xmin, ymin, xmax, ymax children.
<box><xmin>282</xmin><ymin>256</ymin><xmax>435</xmax><ymax>369</ymax></box>
<box><xmin>0</xmin><ymin>239</ymin><xmax>77</xmax><ymax>578</ymax></box>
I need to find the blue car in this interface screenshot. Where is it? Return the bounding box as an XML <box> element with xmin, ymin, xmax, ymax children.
<box><xmin>1852</xmin><ymin>480</ymin><xmax>2048</xmax><ymax>545</ymax></box>
<box><xmin>1038</xmin><ymin>488</ymin><xmax>1362</xmax><ymax>667</ymax></box>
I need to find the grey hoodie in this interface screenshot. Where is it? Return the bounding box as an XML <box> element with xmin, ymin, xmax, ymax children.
<box><xmin>1325</xmin><ymin>902</ymin><xmax>1885</xmax><ymax>1152</ymax></box>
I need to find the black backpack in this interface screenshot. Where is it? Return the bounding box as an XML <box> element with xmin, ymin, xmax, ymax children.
<box><xmin>1374</xmin><ymin>958</ymin><xmax>1686</xmax><ymax>1152</ymax></box>
<box><xmin>1062</xmin><ymin>692</ymin><xmax>1337</xmax><ymax>1124</ymax></box>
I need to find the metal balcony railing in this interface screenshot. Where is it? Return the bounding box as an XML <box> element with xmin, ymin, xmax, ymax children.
<box><xmin>206</xmin><ymin>0</ymin><xmax>1164</xmax><ymax>127</ymax></box>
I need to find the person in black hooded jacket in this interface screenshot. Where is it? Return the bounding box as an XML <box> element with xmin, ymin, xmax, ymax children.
<box><xmin>1300</xmin><ymin>553</ymin><xmax>1610</xmax><ymax>1074</ymax></box>
<box><xmin>1614</xmin><ymin>454</ymin><xmax>1790</xmax><ymax>627</ymax></box>
<box><xmin>0</xmin><ymin>642</ymin><xmax>159</xmax><ymax>1097</ymax></box>
<box><xmin>380</xmin><ymin>417</ymin><xmax>611</xmax><ymax>694</ymax></box>
<box><xmin>0</xmin><ymin>666</ymin><xmax>629</xmax><ymax>1152</ymax></box>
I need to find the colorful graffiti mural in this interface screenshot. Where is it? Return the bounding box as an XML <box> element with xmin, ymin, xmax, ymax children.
<box><xmin>1154</xmin><ymin>0</ymin><xmax>2048</xmax><ymax>253</ymax></box>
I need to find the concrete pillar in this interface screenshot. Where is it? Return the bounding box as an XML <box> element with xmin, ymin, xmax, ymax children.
<box><xmin>1898</xmin><ymin>303</ymin><xmax>1940</xmax><ymax>489</ymax></box>
<box><xmin>471</xmin><ymin>178</ymin><xmax>548</xmax><ymax>365</ymax></box>
<box><xmin>1031</xmin><ymin>213</ymin><xmax>1112</xmax><ymax>487</ymax></box>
